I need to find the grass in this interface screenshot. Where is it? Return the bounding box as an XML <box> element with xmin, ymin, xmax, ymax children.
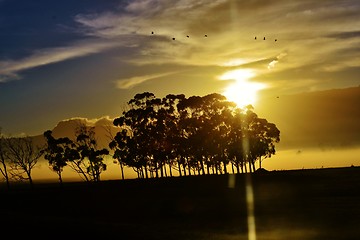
<box><xmin>1</xmin><ymin>166</ymin><xmax>359</xmax><ymax>239</ymax></box>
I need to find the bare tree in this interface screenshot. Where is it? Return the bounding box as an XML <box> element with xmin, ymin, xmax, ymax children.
<box><xmin>0</xmin><ymin>129</ymin><xmax>11</xmax><ymax>189</ymax></box>
<box><xmin>4</xmin><ymin>136</ymin><xmax>43</xmax><ymax>187</ymax></box>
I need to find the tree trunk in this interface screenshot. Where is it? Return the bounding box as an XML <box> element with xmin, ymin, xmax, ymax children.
<box><xmin>145</xmin><ymin>167</ymin><xmax>149</xmax><ymax>179</ymax></box>
<box><xmin>223</xmin><ymin>161</ymin><xmax>228</xmax><ymax>174</ymax></box>
<box><xmin>259</xmin><ymin>157</ymin><xmax>262</xmax><ymax>169</ymax></box>
<box><xmin>178</xmin><ymin>162</ymin><xmax>182</xmax><ymax>176</ymax></box>
<box><xmin>57</xmin><ymin>170</ymin><xmax>63</xmax><ymax>186</ymax></box>
<box><xmin>200</xmin><ymin>160</ymin><xmax>205</xmax><ymax>175</ymax></box>
<box><xmin>159</xmin><ymin>162</ymin><xmax>163</xmax><ymax>178</ymax></box>
<box><xmin>168</xmin><ymin>164</ymin><xmax>172</xmax><ymax>177</ymax></box>
<box><xmin>163</xmin><ymin>164</ymin><xmax>167</xmax><ymax>177</ymax></box>
<box><xmin>119</xmin><ymin>162</ymin><xmax>125</xmax><ymax>180</ymax></box>
<box><xmin>182</xmin><ymin>163</ymin><xmax>187</xmax><ymax>176</ymax></box>
<box><xmin>187</xmin><ymin>161</ymin><xmax>191</xmax><ymax>176</ymax></box>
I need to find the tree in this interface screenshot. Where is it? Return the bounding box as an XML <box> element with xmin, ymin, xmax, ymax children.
<box><xmin>4</xmin><ymin>136</ymin><xmax>43</xmax><ymax>187</ymax></box>
<box><xmin>104</xmin><ymin>123</ymin><xmax>125</xmax><ymax>180</ymax></box>
<box><xmin>70</xmin><ymin>124</ymin><xmax>109</xmax><ymax>182</ymax></box>
<box><xmin>245</xmin><ymin>112</ymin><xmax>280</xmax><ymax>170</ymax></box>
<box><xmin>42</xmin><ymin>130</ymin><xmax>78</xmax><ymax>185</ymax></box>
<box><xmin>0</xmin><ymin>129</ymin><xmax>11</xmax><ymax>189</ymax></box>
<box><xmin>43</xmin><ymin>123</ymin><xmax>110</xmax><ymax>183</ymax></box>
<box><xmin>112</xmin><ymin>92</ymin><xmax>159</xmax><ymax>178</ymax></box>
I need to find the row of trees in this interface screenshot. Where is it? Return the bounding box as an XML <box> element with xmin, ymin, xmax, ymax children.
<box><xmin>0</xmin><ymin>92</ymin><xmax>280</xmax><ymax>187</ymax></box>
<box><xmin>0</xmin><ymin>125</ymin><xmax>109</xmax><ymax>188</ymax></box>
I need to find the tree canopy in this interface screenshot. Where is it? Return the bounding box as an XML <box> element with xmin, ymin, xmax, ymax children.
<box><xmin>110</xmin><ymin>92</ymin><xmax>280</xmax><ymax>178</ymax></box>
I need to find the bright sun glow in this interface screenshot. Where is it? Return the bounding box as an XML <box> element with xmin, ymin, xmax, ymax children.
<box><xmin>219</xmin><ymin>69</ymin><xmax>266</xmax><ymax>108</ymax></box>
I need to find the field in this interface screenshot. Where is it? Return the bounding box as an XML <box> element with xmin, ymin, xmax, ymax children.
<box><xmin>1</xmin><ymin>167</ymin><xmax>359</xmax><ymax>240</ymax></box>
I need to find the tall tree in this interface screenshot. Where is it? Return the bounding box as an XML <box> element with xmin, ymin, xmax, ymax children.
<box><xmin>112</xmin><ymin>92</ymin><xmax>159</xmax><ymax>178</ymax></box>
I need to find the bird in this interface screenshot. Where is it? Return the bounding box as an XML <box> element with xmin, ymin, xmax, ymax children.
<box><xmin>187</xmin><ymin>35</ymin><xmax>190</xmax><ymax>38</ymax></box>
<box><xmin>263</xmin><ymin>37</ymin><xmax>266</xmax><ymax>40</ymax></box>
<box><xmin>172</xmin><ymin>37</ymin><xmax>175</xmax><ymax>40</ymax></box>
<box><xmin>204</xmin><ymin>34</ymin><xmax>208</xmax><ymax>37</ymax></box>
<box><xmin>275</xmin><ymin>39</ymin><xmax>277</xmax><ymax>42</ymax></box>
<box><xmin>151</xmin><ymin>31</ymin><xmax>154</xmax><ymax>34</ymax></box>
<box><xmin>254</xmin><ymin>36</ymin><xmax>257</xmax><ymax>40</ymax></box>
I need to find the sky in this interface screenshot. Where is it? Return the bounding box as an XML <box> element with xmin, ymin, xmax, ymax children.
<box><xmin>1</xmin><ymin>0</ymin><xmax>360</xmax><ymax>180</ymax></box>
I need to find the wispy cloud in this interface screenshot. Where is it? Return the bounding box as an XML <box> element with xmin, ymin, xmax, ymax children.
<box><xmin>0</xmin><ymin>40</ymin><xmax>117</xmax><ymax>82</ymax></box>
<box><xmin>115</xmin><ymin>72</ymin><xmax>176</xmax><ymax>89</ymax></box>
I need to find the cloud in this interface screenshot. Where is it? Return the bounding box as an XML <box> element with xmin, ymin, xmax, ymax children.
<box><xmin>51</xmin><ymin>116</ymin><xmax>118</xmax><ymax>148</ymax></box>
<box><xmin>326</xmin><ymin>31</ymin><xmax>360</xmax><ymax>40</ymax></box>
<box><xmin>267</xmin><ymin>52</ymin><xmax>287</xmax><ymax>70</ymax></box>
<box><xmin>1</xmin><ymin>0</ymin><xmax>228</xmax><ymax>83</ymax></box>
<box><xmin>115</xmin><ymin>72</ymin><xmax>176</xmax><ymax>89</ymax></box>
<box><xmin>2</xmin><ymin>0</ymin><xmax>360</xmax><ymax>92</ymax></box>
<box><xmin>0</xmin><ymin>40</ymin><xmax>118</xmax><ymax>82</ymax></box>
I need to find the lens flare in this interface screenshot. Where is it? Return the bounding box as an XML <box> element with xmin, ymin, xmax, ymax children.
<box><xmin>219</xmin><ymin>69</ymin><xmax>266</xmax><ymax>108</ymax></box>
<box><xmin>246</xmin><ymin>174</ymin><xmax>257</xmax><ymax>240</ymax></box>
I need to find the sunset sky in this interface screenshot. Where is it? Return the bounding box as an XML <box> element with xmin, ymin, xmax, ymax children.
<box><xmin>1</xmin><ymin>0</ymin><xmax>360</xmax><ymax>179</ymax></box>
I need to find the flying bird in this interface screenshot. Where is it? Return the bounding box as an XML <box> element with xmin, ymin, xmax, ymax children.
<box><xmin>254</xmin><ymin>36</ymin><xmax>257</xmax><ymax>40</ymax></box>
<box><xmin>263</xmin><ymin>37</ymin><xmax>266</xmax><ymax>40</ymax></box>
<box><xmin>204</xmin><ymin>34</ymin><xmax>208</xmax><ymax>37</ymax></box>
<box><xmin>172</xmin><ymin>37</ymin><xmax>176</xmax><ymax>40</ymax></box>
<box><xmin>187</xmin><ymin>35</ymin><xmax>190</xmax><ymax>38</ymax></box>
<box><xmin>275</xmin><ymin>39</ymin><xmax>277</xmax><ymax>42</ymax></box>
<box><xmin>151</xmin><ymin>31</ymin><xmax>154</xmax><ymax>34</ymax></box>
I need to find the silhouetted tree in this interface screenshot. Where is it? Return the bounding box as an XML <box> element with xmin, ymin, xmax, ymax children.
<box><xmin>42</xmin><ymin>130</ymin><xmax>78</xmax><ymax>185</ymax></box>
<box><xmin>112</xmin><ymin>91</ymin><xmax>280</xmax><ymax>179</ymax></box>
<box><xmin>109</xmin><ymin>128</ymin><xmax>130</xmax><ymax>180</ymax></box>
<box><xmin>104</xmin><ymin>123</ymin><xmax>126</xmax><ymax>180</ymax></box>
<box><xmin>112</xmin><ymin>92</ymin><xmax>159</xmax><ymax>178</ymax></box>
<box><xmin>244</xmin><ymin>110</ymin><xmax>280</xmax><ymax>170</ymax></box>
<box><xmin>4</xmin><ymin>136</ymin><xmax>43</xmax><ymax>187</ymax></box>
<box><xmin>160</xmin><ymin>94</ymin><xmax>185</xmax><ymax>177</ymax></box>
<box><xmin>71</xmin><ymin>124</ymin><xmax>109</xmax><ymax>182</ymax></box>
<box><xmin>44</xmin><ymin>123</ymin><xmax>110</xmax><ymax>182</ymax></box>
<box><xmin>0</xmin><ymin>129</ymin><xmax>11</xmax><ymax>189</ymax></box>
<box><xmin>227</xmin><ymin>108</ymin><xmax>247</xmax><ymax>173</ymax></box>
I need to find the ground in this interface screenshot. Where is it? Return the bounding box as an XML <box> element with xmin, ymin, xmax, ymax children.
<box><xmin>1</xmin><ymin>167</ymin><xmax>359</xmax><ymax>239</ymax></box>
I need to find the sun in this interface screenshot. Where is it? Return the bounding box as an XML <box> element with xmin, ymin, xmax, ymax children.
<box><xmin>219</xmin><ymin>69</ymin><xmax>266</xmax><ymax>108</ymax></box>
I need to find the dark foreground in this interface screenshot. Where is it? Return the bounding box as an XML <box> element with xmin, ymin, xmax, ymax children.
<box><xmin>1</xmin><ymin>167</ymin><xmax>360</xmax><ymax>240</ymax></box>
